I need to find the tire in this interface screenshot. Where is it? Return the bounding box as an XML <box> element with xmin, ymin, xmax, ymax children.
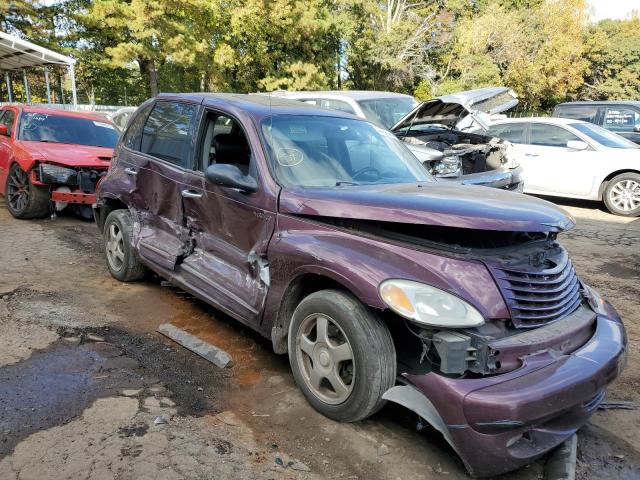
<box><xmin>603</xmin><ymin>173</ymin><xmax>640</xmax><ymax>217</ymax></box>
<box><xmin>288</xmin><ymin>289</ymin><xmax>396</xmax><ymax>422</ymax></box>
<box><xmin>5</xmin><ymin>163</ymin><xmax>50</xmax><ymax>219</ymax></box>
<box><xmin>103</xmin><ymin>209</ymin><xmax>146</xmax><ymax>282</ymax></box>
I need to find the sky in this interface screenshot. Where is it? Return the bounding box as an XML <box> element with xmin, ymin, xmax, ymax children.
<box><xmin>587</xmin><ymin>0</ymin><xmax>640</xmax><ymax>21</ymax></box>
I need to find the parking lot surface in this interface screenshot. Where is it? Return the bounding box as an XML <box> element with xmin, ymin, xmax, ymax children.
<box><xmin>0</xmin><ymin>197</ymin><xmax>638</xmax><ymax>480</ymax></box>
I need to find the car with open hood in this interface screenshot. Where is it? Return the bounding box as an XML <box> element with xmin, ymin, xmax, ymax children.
<box><xmin>95</xmin><ymin>93</ymin><xmax>626</xmax><ymax>477</ymax></box>
<box><xmin>0</xmin><ymin>105</ymin><xmax>118</xmax><ymax>219</ymax></box>
<box><xmin>274</xmin><ymin>87</ymin><xmax>524</xmax><ymax>191</ymax></box>
<box><xmin>391</xmin><ymin>86</ymin><xmax>523</xmax><ymax>191</ymax></box>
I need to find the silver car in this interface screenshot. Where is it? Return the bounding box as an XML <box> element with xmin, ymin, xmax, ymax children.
<box><xmin>274</xmin><ymin>88</ymin><xmax>524</xmax><ymax>191</ymax></box>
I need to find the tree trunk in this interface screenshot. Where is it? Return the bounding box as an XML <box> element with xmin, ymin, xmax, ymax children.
<box><xmin>139</xmin><ymin>58</ymin><xmax>159</xmax><ymax>98</ymax></box>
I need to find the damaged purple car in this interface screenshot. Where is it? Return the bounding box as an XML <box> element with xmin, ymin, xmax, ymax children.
<box><xmin>94</xmin><ymin>94</ymin><xmax>626</xmax><ymax>477</ymax></box>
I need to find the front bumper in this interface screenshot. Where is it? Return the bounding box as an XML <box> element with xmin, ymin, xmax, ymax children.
<box><xmin>392</xmin><ymin>309</ymin><xmax>626</xmax><ymax>477</ymax></box>
<box><xmin>439</xmin><ymin>166</ymin><xmax>524</xmax><ymax>191</ymax></box>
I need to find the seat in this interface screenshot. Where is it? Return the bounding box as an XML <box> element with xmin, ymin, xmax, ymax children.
<box><xmin>213</xmin><ymin>133</ymin><xmax>251</xmax><ymax>175</ymax></box>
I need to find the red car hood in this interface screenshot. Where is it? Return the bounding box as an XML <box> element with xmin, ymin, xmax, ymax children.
<box><xmin>19</xmin><ymin>141</ymin><xmax>112</xmax><ymax>168</ymax></box>
<box><xmin>279</xmin><ymin>183</ymin><xmax>575</xmax><ymax>233</ymax></box>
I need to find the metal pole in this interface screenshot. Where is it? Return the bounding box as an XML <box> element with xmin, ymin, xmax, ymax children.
<box><xmin>22</xmin><ymin>69</ymin><xmax>31</xmax><ymax>104</ymax></box>
<box><xmin>68</xmin><ymin>64</ymin><xmax>77</xmax><ymax>107</ymax></box>
<box><xmin>44</xmin><ymin>66</ymin><xmax>52</xmax><ymax>104</ymax></box>
<box><xmin>5</xmin><ymin>71</ymin><xmax>14</xmax><ymax>103</ymax></box>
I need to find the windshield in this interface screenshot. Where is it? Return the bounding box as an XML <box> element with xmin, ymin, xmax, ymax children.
<box><xmin>19</xmin><ymin>113</ymin><xmax>119</xmax><ymax>148</ymax></box>
<box><xmin>261</xmin><ymin>115</ymin><xmax>430</xmax><ymax>188</ymax></box>
<box><xmin>358</xmin><ymin>97</ymin><xmax>417</xmax><ymax>129</ymax></box>
<box><xmin>570</xmin><ymin>122</ymin><xmax>639</xmax><ymax>149</ymax></box>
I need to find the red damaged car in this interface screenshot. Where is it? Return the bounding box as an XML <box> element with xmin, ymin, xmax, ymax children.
<box><xmin>0</xmin><ymin>105</ymin><xmax>118</xmax><ymax>219</ymax></box>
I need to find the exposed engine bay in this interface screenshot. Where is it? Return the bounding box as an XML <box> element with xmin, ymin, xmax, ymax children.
<box><xmin>401</xmin><ymin>130</ymin><xmax>518</xmax><ymax>178</ymax></box>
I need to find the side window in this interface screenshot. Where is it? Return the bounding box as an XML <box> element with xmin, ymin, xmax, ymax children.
<box><xmin>487</xmin><ymin>123</ymin><xmax>526</xmax><ymax>143</ymax></box>
<box><xmin>554</xmin><ymin>105</ymin><xmax>599</xmax><ymax>123</ymax></box>
<box><xmin>0</xmin><ymin>110</ymin><xmax>16</xmax><ymax>136</ymax></box>
<box><xmin>603</xmin><ymin>107</ymin><xmax>640</xmax><ymax>133</ymax></box>
<box><xmin>319</xmin><ymin>99</ymin><xmax>356</xmax><ymax>115</ymax></box>
<box><xmin>199</xmin><ymin>112</ymin><xmax>253</xmax><ymax>176</ymax></box>
<box><xmin>123</xmin><ymin>103</ymin><xmax>153</xmax><ymax>151</ymax></box>
<box><xmin>140</xmin><ymin>101</ymin><xmax>198</xmax><ymax>168</ymax></box>
<box><xmin>530</xmin><ymin>124</ymin><xmax>580</xmax><ymax>147</ymax></box>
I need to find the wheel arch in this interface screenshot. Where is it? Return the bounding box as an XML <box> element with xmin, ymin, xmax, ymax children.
<box><xmin>598</xmin><ymin>169</ymin><xmax>640</xmax><ymax>200</ymax></box>
<box><xmin>96</xmin><ymin>196</ymin><xmax>129</xmax><ymax>232</ymax></box>
<box><xmin>270</xmin><ymin>270</ymin><xmax>381</xmax><ymax>354</ymax></box>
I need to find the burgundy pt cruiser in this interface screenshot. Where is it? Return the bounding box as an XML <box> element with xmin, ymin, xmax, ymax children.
<box><xmin>95</xmin><ymin>93</ymin><xmax>627</xmax><ymax>477</ymax></box>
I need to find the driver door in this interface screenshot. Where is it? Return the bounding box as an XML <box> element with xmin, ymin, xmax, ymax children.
<box><xmin>178</xmin><ymin>110</ymin><xmax>276</xmax><ymax>327</ymax></box>
<box><xmin>519</xmin><ymin>123</ymin><xmax>596</xmax><ymax>196</ymax></box>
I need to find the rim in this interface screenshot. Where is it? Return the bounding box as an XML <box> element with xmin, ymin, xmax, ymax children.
<box><xmin>7</xmin><ymin>167</ymin><xmax>30</xmax><ymax>213</ymax></box>
<box><xmin>295</xmin><ymin>313</ymin><xmax>355</xmax><ymax>405</ymax></box>
<box><xmin>609</xmin><ymin>179</ymin><xmax>640</xmax><ymax>212</ymax></box>
<box><xmin>106</xmin><ymin>223</ymin><xmax>125</xmax><ymax>272</ymax></box>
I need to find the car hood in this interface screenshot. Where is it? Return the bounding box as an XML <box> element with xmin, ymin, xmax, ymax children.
<box><xmin>392</xmin><ymin>87</ymin><xmax>519</xmax><ymax>132</ymax></box>
<box><xmin>279</xmin><ymin>183</ymin><xmax>574</xmax><ymax>233</ymax></box>
<box><xmin>19</xmin><ymin>141</ymin><xmax>113</xmax><ymax>167</ymax></box>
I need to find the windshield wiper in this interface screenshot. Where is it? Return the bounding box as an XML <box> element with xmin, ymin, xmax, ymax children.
<box><xmin>335</xmin><ymin>181</ymin><xmax>360</xmax><ymax>186</ymax></box>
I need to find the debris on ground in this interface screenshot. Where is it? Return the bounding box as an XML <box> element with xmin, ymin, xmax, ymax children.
<box><xmin>157</xmin><ymin>323</ymin><xmax>232</xmax><ymax>368</ymax></box>
<box><xmin>154</xmin><ymin>415</ymin><xmax>170</xmax><ymax>425</ymax></box>
<box><xmin>598</xmin><ymin>401</ymin><xmax>638</xmax><ymax>410</ymax></box>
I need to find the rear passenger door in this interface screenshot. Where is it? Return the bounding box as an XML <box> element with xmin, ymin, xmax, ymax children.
<box><xmin>178</xmin><ymin>109</ymin><xmax>276</xmax><ymax>327</ymax></box>
<box><xmin>119</xmin><ymin>100</ymin><xmax>200</xmax><ymax>271</ymax></box>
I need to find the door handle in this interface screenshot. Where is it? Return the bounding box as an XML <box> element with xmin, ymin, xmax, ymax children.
<box><xmin>124</xmin><ymin>167</ymin><xmax>137</xmax><ymax>175</ymax></box>
<box><xmin>525</xmin><ymin>153</ymin><xmax>539</xmax><ymax>157</ymax></box>
<box><xmin>181</xmin><ymin>189</ymin><xmax>203</xmax><ymax>199</ymax></box>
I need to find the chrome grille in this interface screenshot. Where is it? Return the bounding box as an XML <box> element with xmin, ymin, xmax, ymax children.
<box><xmin>490</xmin><ymin>250</ymin><xmax>582</xmax><ymax>328</ymax></box>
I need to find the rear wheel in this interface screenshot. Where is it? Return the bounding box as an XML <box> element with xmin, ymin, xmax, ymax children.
<box><xmin>103</xmin><ymin>209</ymin><xmax>146</xmax><ymax>282</ymax></box>
<box><xmin>603</xmin><ymin>173</ymin><xmax>640</xmax><ymax>217</ymax></box>
<box><xmin>5</xmin><ymin>163</ymin><xmax>50</xmax><ymax>219</ymax></box>
<box><xmin>288</xmin><ymin>290</ymin><xmax>396</xmax><ymax>422</ymax></box>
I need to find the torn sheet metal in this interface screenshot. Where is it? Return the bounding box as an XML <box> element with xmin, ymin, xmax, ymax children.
<box><xmin>158</xmin><ymin>323</ymin><xmax>232</xmax><ymax>368</ymax></box>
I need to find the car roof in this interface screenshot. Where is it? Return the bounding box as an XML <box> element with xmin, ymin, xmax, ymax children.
<box><xmin>269</xmin><ymin>90</ymin><xmax>415</xmax><ymax>101</ymax></box>
<box><xmin>156</xmin><ymin>92</ymin><xmax>363</xmax><ymax>121</ymax></box>
<box><xmin>556</xmin><ymin>101</ymin><xmax>640</xmax><ymax>107</ymax></box>
<box><xmin>4</xmin><ymin>105</ymin><xmax>113</xmax><ymax>123</ymax></box>
<box><xmin>489</xmin><ymin>117</ymin><xmax>587</xmax><ymax>126</ymax></box>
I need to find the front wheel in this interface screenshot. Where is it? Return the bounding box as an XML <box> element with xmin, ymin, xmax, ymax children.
<box><xmin>603</xmin><ymin>173</ymin><xmax>640</xmax><ymax>217</ymax></box>
<box><xmin>5</xmin><ymin>163</ymin><xmax>50</xmax><ymax>219</ymax></box>
<box><xmin>288</xmin><ymin>290</ymin><xmax>396</xmax><ymax>422</ymax></box>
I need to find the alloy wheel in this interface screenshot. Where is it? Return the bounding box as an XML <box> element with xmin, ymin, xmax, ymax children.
<box><xmin>7</xmin><ymin>167</ymin><xmax>30</xmax><ymax>213</ymax></box>
<box><xmin>106</xmin><ymin>223</ymin><xmax>125</xmax><ymax>272</ymax></box>
<box><xmin>295</xmin><ymin>313</ymin><xmax>355</xmax><ymax>405</ymax></box>
<box><xmin>609</xmin><ymin>179</ymin><xmax>640</xmax><ymax>212</ymax></box>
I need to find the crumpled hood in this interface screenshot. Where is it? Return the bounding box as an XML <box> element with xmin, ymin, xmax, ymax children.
<box><xmin>279</xmin><ymin>183</ymin><xmax>575</xmax><ymax>233</ymax></box>
<box><xmin>19</xmin><ymin>141</ymin><xmax>113</xmax><ymax>167</ymax></box>
<box><xmin>392</xmin><ymin>87</ymin><xmax>519</xmax><ymax>132</ymax></box>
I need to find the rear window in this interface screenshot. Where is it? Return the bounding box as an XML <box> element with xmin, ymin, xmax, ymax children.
<box><xmin>18</xmin><ymin>113</ymin><xmax>119</xmax><ymax>148</ymax></box>
<box><xmin>553</xmin><ymin>104</ymin><xmax>600</xmax><ymax>123</ymax></box>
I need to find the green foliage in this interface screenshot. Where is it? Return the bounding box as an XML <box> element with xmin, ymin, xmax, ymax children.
<box><xmin>1</xmin><ymin>0</ymin><xmax>639</xmax><ymax>108</ymax></box>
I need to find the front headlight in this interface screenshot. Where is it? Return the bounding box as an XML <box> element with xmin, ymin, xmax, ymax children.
<box><xmin>379</xmin><ymin>279</ymin><xmax>485</xmax><ymax>328</ymax></box>
<box><xmin>39</xmin><ymin>163</ymin><xmax>78</xmax><ymax>185</ymax></box>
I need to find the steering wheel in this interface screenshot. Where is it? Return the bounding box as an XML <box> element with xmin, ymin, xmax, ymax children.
<box><xmin>352</xmin><ymin>166</ymin><xmax>381</xmax><ymax>181</ymax></box>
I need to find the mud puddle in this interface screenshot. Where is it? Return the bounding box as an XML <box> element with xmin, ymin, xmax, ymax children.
<box><xmin>0</xmin><ymin>325</ymin><xmax>232</xmax><ymax>459</ymax></box>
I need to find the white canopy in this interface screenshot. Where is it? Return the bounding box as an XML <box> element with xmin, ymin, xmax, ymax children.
<box><xmin>0</xmin><ymin>31</ymin><xmax>77</xmax><ymax>105</ymax></box>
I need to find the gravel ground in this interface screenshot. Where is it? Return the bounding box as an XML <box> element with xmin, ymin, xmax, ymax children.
<box><xmin>0</xmin><ymin>196</ymin><xmax>638</xmax><ymax>480</ymax></box>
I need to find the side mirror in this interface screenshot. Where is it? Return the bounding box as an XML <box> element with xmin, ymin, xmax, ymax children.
<box><xmin>633</xmin><ymin>125</ymin><xmax>640</xmax><ymax>133</ymax></box>
<box><xmin>205</xmin><ymin>163</ymin><xmax>257</xmax><ymax>193</ymax></box>
<box><xmin>567</xmin><ymin>140</ymin><xmax>589</xmax><ymax>151</ymax></box>
<box><xmin>0</xmin><ymin>125</ymin><xmax>8</xmax><ymax>136</ymax></box>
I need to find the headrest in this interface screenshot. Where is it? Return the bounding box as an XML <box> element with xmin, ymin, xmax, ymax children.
<box><xmin>214</xmin><ymin>133</ymin><xmax>249</xmax><ymax>163</ymax></box>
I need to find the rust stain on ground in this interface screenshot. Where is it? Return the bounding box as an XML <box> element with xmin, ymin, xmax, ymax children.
<box><xmin>169</xmin><ymin>307</ymin><xmax>265</xmax><ymax>387</ymax></box>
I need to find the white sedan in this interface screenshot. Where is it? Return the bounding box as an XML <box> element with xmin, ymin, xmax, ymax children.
<box><xmin>484</xmin><ymin>118</ymin><xmax>640</xmax><ymax>216</ymax></box>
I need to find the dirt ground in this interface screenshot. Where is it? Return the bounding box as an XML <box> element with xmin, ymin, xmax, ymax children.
<box><xmin>0</xmin><ymin>196</ymin><xmax>638</xmax><ymax>480</ymax></box>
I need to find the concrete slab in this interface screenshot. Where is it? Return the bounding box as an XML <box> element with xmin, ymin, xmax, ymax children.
<box><xmin>157</xmin><ymin>323</ymin><xmax>232</xmax><ymax>368</ymax></box>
